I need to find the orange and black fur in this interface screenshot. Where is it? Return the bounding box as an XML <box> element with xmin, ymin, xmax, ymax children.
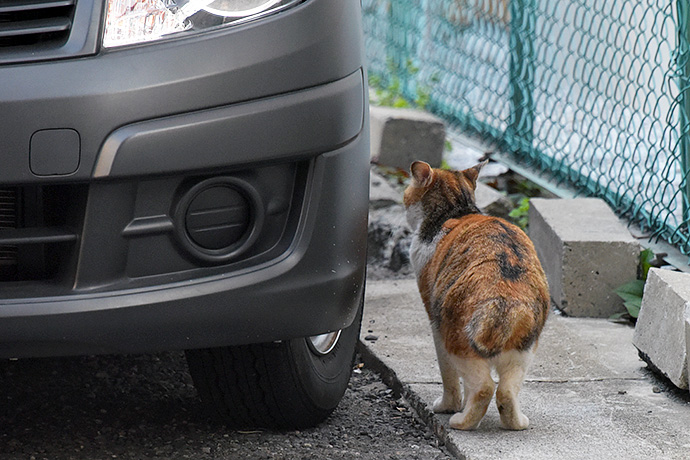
<box><xmin>404</xmin><ymin>160</ymin><xmax>549</xmax><ymax>430</ymax></box>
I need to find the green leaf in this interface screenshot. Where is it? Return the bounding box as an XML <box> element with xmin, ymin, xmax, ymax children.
<box><xmin>622</xmin><ymin>296</ymin><xmax>642</xmax><ymax>309</ymax></box>
<box><xmin>640</xmin><ymin>248</ymin><xmax>654</xmax><ymax>280</ymax></box>
<box><xmin>623</xmin><ymin>299</ymin><xmax>641</xmax><ymax>318</ymax></box>
<box><xmin>616</xmin><ymin>292</ymin><xmax>641</xmax><ymax>306</ymax></box>
<box><xmin>392</xmin><ymin>97</ymin><xmax>410</xmax><ymax>108</ymax></box>
<box><xmin>614</xmin><ymin>279</ymin><xmax>644</xmax><ymax>319</ymax></box>
<box><xmin>509</xmin><ymin>197</ymin><xmax>530</xmax><ymax>218</ymax></box>
<box><xmin>614</xmin><ymin>279</ymin><xmax>645</xmax><ymax>298</ymax></box>
<box><xmin>508</xmin><ymin>197</ymin><xmax>530</xmax><ymax>230</ymax></box>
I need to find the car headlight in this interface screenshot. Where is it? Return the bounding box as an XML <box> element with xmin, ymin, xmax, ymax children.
<box><xmin>103</xmin><ymin>0</ymin><xmax>302</xmax><ymax>48</ymax></box>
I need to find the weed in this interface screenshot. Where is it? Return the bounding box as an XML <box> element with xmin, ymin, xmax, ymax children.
<box><xmin>610</xmin><ymin>248</ymin><xmax>655</xmax><ymax>322</ymax></box>
<box><xmin>508</xmin><ymin>197</ymin><xmax>530</xmax><ymax>230</ymax></box>
<box><xmin>502</xmin><ymin>177</ymin><xmax>545</xmax><ymax>230</ymax></box>
<box><xmin>369</xmin><ymin>58</ymin><xmax>433</xmax><ymax>110</ymax></box>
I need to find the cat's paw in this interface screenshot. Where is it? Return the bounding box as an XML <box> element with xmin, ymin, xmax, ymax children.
<box><xmin>432</xmin><ymin>395</ymin><xmax>462</xmax><ymax>414</ymax></box>
<box><xmin>448</xmin><ymin>411</ymin><xmax>481</xmax><ymax>431</ymax></box>
<box><xmin>502</xmin><ymin>413</ymin><xmax>529</xmax><ymax>431</ymax></box>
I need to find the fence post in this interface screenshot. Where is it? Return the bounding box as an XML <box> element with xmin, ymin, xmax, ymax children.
<box><xmin>508</xmin><ymin>0</ymin><xmax>535</xmax><ymax>152</ymax></box>
<box><xmin>678</xmin><ymin>0</ymin><xmax>690</xmax><ymax>226</ymax></box>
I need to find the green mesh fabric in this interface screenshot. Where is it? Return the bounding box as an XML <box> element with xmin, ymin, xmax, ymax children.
<box><xmin>364</xmin><ymin>0</ymin><xmax>690</xmax><ymax>258</ymax></box>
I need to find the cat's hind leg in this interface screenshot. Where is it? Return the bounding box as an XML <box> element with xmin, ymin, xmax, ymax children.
<box><xmin>448</xmin><ymin>357</ymin><xmax>494</xmax><ymax>430</ymax></box>
<box><xmin>494</xmin><ymin>349</ymin><xmax>533</xmax><ymax>430</ymax></box>
<box><xmin>431</xmin><ymin>328</ymin><xmax>463</xmax><ymax>413</ymax></box>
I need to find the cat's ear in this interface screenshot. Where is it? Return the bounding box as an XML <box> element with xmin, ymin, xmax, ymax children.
<box><xmin>410</xmin><ymin>161</ymin><xmax>433</xmax><ymax>188</ymax></box>
<box><xmin>462</xmin><ymin>160</ymin><xmax>489</xmax><ymax>189</ymax></box>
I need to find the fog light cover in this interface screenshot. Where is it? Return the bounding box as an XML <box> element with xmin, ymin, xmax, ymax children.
<box><xmin>174</xmin><ymin>177</ymin><xmax>264</xmax><ymax>263</ymax></box>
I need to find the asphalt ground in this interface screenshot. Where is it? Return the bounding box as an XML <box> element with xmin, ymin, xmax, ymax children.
<box><xmin>0</xmin><ymin>349</ymin><xmax>451</xmax><ymax>460</ymax></box>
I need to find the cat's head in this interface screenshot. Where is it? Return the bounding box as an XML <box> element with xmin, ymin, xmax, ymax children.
<box><xmin>403</xmin><ymin>160</ymin><xmax>487</xmax><ymax>231</ymax></box>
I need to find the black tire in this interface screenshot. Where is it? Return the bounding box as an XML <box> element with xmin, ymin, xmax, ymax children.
<box><xmin>185</xmin><ymin>296</ymin><xmax>363</xmax><ymax>430</ymax></box>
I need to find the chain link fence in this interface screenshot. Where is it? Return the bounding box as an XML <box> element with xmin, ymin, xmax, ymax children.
<box><xmin>363</xmin><ymin>0</ymin><xmax>690</xmax><ymax>259</ymax></box>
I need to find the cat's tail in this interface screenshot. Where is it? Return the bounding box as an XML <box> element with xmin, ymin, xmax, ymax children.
<box><xmin>465</xmin><ymin>297</ymin><xmax>527</xmax><ymax>359</ymax></box>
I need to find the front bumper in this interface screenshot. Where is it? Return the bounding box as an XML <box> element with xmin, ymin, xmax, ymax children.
<box><xmin>0</xmin><ymin>139</ymin><xmax>369</xmax><ymax>358</ymax></box>
<box><xmin>0</xmin><ymin>0</ymin><xmax>370</xmax><ymax>358</ymax></box>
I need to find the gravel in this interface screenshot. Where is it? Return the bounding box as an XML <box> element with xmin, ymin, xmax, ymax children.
<box><xmin>0</xmin><ymin>351</ymin><xmax>451</xmax><ymax>459</ymax></box>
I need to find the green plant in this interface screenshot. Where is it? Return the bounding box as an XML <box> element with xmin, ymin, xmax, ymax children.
<box><xmin>369</xmin><ymin>73</ymin><xmax>411</xmax><ymax>108</ymax></box>
<box><xmin>369</xmin><ymin>58</ymin><xmax>432</xmax><ymax>110</ymax></box>
<box><xmin>502</xmin><ymin>177</ymin><xmax>548</xmax><ymax>230</ymax></box>
<box><xmin>414</xmin><ymin>83</ymin><xmax>431</xmax><ymax>109</ymax></box>
<box><xmin>508</xmin><ymin>197</ymin><xmax>530</xmax><ymax>230</ymax></box>
<box><xmin>611</xmin><ymin>248</ymin><xmax>655</xmax><ymax>321</ymax></box>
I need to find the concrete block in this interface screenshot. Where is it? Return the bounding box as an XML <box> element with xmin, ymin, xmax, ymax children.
<box><xmin>633</xmin><ymin>268</ymin><xmax>690</xmax><ymax>389</ymax></box>
<box><xmin>529</xmin><ymin>198</ymin><xmax>640</xmax><ymax>317</ymax></box>
<box><xmin>687</xmin><ymin>317</ymin><xmax>690</xmax><ymax>391</ymax></box>
<box><xmin>475</xmin><ymin>182</ymin><xmax>512</xmax><ymax>219</ymax></box>
<box><xmin>370</xmin><ymin>105</ymin><xmax>445</xmax><ymax>169</ymax></box>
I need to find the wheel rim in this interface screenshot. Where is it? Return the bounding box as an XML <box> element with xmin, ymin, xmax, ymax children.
<box><xmin>307</xmin><ymin>330</ymin><xmax>342</xmax><ymax>356</ymax></box>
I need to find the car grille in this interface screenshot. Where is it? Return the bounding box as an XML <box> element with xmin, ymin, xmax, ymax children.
<box><xmin>0</xmin><ymin>189</ymin><xmax>18</xmax><ymax>278</ymax></box>
<box><xmin>0</xmin><ymin>0</ymin><xmax>76</xmax><ymax>49</ymax></box>
<box><xmin>0</xmin><ymin>185</ymin><xmax>85</xmax><ymax>282</ymax></box>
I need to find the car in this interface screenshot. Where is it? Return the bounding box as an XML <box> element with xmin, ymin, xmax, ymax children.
<box><xmin>0</xmin><ymin>0</ymin><xmax>369</xmax><ymax>429</ymax></box>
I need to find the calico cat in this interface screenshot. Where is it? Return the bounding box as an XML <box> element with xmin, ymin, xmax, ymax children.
<box><xmin>404</xmin><ymin>160</ymin><xmax>549</xmax><ymax>431</ymax></box>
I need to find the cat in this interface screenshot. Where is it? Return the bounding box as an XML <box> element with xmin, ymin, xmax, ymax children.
<box><xmin>403</xmin><ymin>160</ymin><xmax>549</xmax><ymax>431</ymax></box>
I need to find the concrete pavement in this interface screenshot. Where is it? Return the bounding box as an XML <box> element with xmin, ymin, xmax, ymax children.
<box><xmin>359</xmin><ymin>278</ymin><xmax>690</xmax><ymax>460</ymax></box>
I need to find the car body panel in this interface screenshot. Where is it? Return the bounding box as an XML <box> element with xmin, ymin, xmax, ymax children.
<box><xmin>0</xmin><ymin>0</ymin><xmax>370</xmax><ymax>358</ymax></box>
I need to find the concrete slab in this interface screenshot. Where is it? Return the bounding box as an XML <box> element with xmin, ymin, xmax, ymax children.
<box><xmin>633</xmin><ymin>268</ymin><xmax>690</xmax><ymax>389</ymax></box>
<box><xmin>370</xmin><ymin>105</ymin><xmax>446</xmax><ymax>169</ymax></box>
<box><xmin>409</xmin><ymin>381</ymin><xmax>690</xmax><ymax>460</ymax></box>
<box><xmin>529</xmin><ymin>198</ymin><xmax>640</xmax><ymax>317</ymax></box>
<box><xmin>361</xmin><ymin>278</ymin><xmax>690</xmax><ymax>460</ymax></box>
<box><xmin>362</xmin><ymin>278</ymin><xmax>438</xmax><ymax>384</ymax></box>
<box><xmin>687</xmin><ymin>317</ymin><xmax>690</xmax><ymax>391</ymax></box>
<box><xmin>529</xmin><ymin>312</ymin><xmax>643</xmax><ymax>381</ymax></box>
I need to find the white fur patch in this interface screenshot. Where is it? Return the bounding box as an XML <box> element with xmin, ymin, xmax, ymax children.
<box><xmin>406</xmin><ymin>202</ymin><xmax>447</xmax><ymax>276</ymax></box>
<box><xmin>408</xmin><ymin>233</ymin><xmax>436</xmax><ymax>275</ymax></box>
<box><xmin>408</xmin><ymin>230</ymin><xmax>446</xmax><ymax>277</ymax></box>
